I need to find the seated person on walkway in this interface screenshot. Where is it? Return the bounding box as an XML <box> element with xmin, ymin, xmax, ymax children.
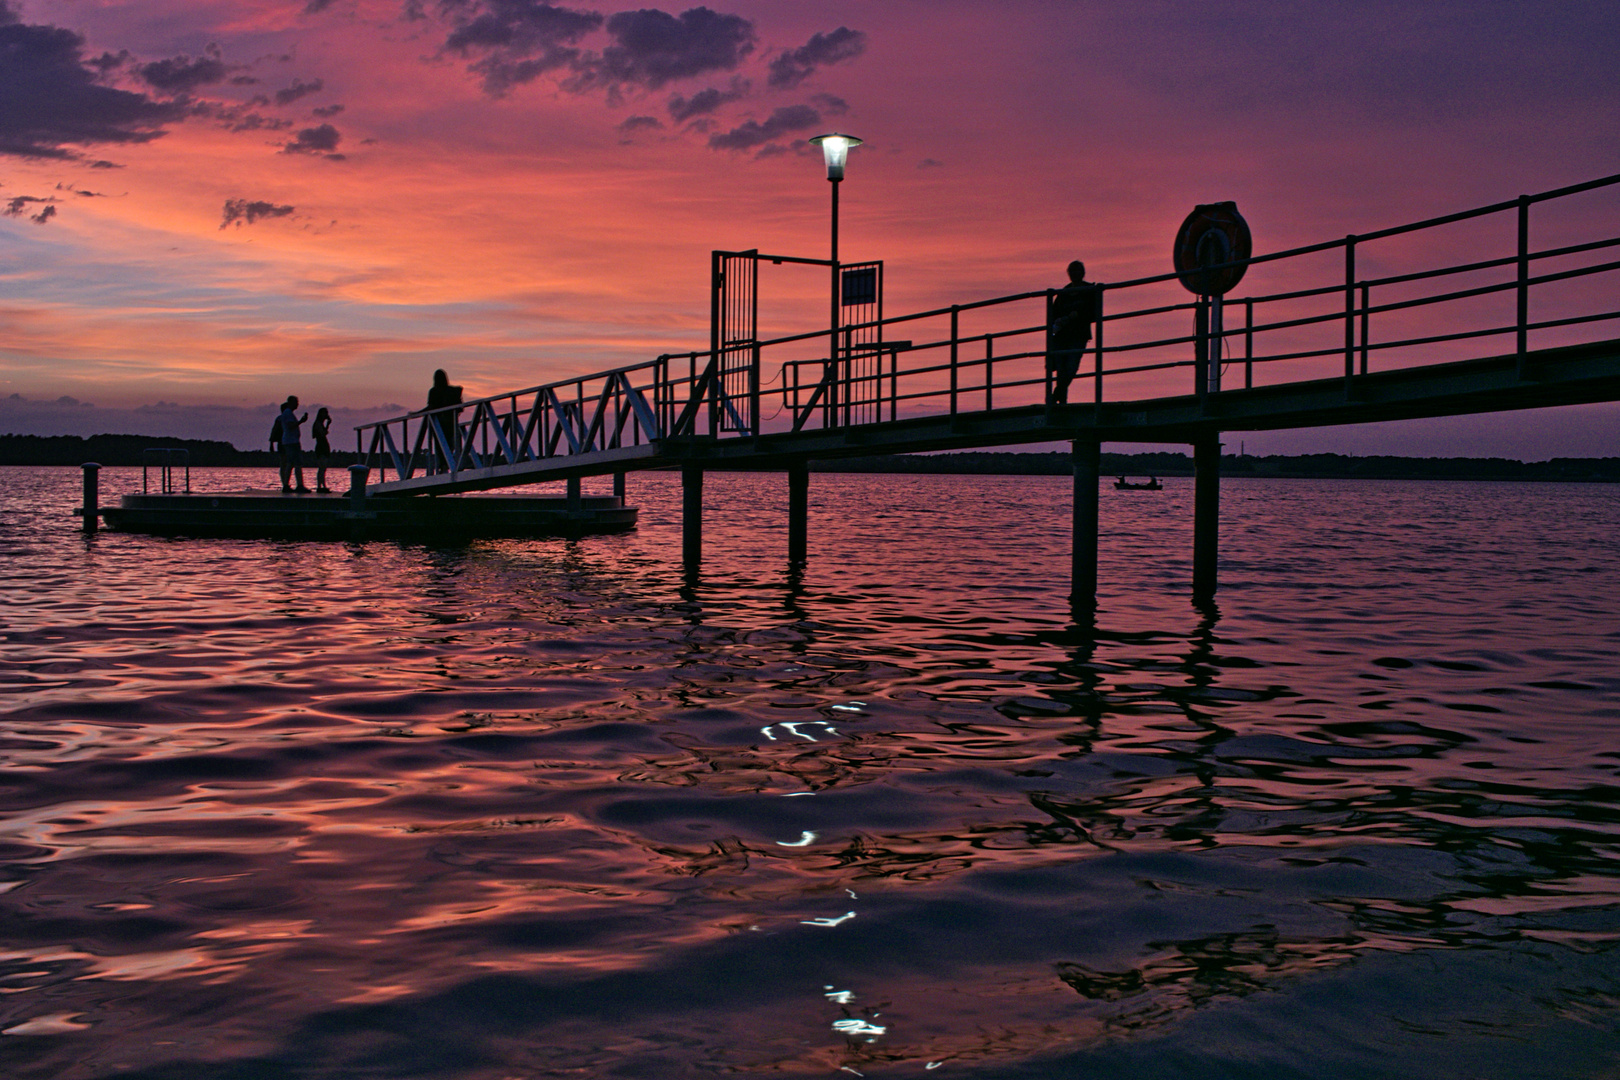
<box><xmin>1048</xmin><ymin>260</ymin><xmax>1100</xmax><ymax>404</ymax></box>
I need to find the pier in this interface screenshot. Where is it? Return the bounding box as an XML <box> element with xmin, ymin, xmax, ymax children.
<box><xmin>341</xmin><ymin>173</ymin><xmax>1620</xmax><ymax>598</ymax></box>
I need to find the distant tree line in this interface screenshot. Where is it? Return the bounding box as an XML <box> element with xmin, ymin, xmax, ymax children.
<box><xmin>0</xmin><ymin>434</ymin><xmax>362</xmax><ymax>468</ymax></box>
<box><xmin>813</xmin><ymin>451</ymin><xmax>1620</xmax><ymax>482</ymax></box>
<box><xmin>2</xmin><ymin>434</ymin><xmax>1616</xmax><ymax>482</ymax></box>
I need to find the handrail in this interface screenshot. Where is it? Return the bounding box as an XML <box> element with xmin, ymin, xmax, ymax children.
<box><xmin>355</xmin><ymin>172</ymin><xmax>1620</xmax><ymax>488</ymax></box>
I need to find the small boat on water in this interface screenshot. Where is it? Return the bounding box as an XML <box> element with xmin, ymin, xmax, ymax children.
<box><xmin>1114</xmin><ymin>475</ymin><xmax>1163</xmax><ymax>490</ymax></box>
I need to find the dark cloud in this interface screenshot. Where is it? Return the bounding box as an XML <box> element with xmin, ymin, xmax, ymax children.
<box><xmin>282</xmin><ymin>123</ymin><xmax>344</xmax><ymax>156</ymax></box>
<box><xmin>311</xmin><ymin>103</ymin><xmax>345</xmax><ymax>118</ymax></box>
<box><xmin>0</xmin><ymin>4</ymin><xmax>184</xmax><ymax>159</ymax></box>
<box><xmin>442</xmin><ymin>0</ymin><xmax>603</xmax><ymax>96</ymax></box>
<box><xmin>668</xmin><ymin>76</ymin><xmax>746</xmax><ymax>122</ymax></box>
<box><xmin>274</xmin><ymin>78</ymin><xmax>325</xmax><ymax>105</ymax></box>
<box><xmin>616</xmin><ymin>114</ymin><xmax>661</xmax><ymax>134</ymax></box>
<box><xmin>707</xmin><ymin>103</ymin><xmax>819</xmax><ymax>152</ymax></box>
<box><xmin>136</xmin><ymin>52</ymin><xmax>231</xmax><ymax>93</ymax></box>
<box><xmin>221</xmin><ymin>198</ymin><xmax>295</xmax><ymax>228</ymax></box>
<box><xmin>437</xmin><ymin>4</ymin><xmax>755</xmax><ymax>97</ymax></box>
<box><xmin>4</xmin><ymin>195</ymin><xmax>57</xmax><ymax>223</ymax></box>
<box><xmin>809</xmin><ymin>92</ymin><xmax>847</xmax><ymax>115</ymax></box>
<box><xmin>766</xmin><ymin>27</ymin><xmax>865</xmax><ymax>89</ymax></box>
<box><xmin>574</xmin><ymin>7</ymin><xmax>754</xmax><ymax>91</ymax></box>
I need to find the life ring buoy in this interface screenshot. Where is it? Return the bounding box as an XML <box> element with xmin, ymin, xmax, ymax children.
<box><xmin>1173</xmin><ymin>202</ymin><xmax>1252</xmax><ymax>296</ymax></box>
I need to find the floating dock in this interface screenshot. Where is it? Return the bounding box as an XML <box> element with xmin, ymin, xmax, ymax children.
<box><xmin>94</xmin><ymin>489</ymin><xmax>636</xmax><ymax>541</ymax></box>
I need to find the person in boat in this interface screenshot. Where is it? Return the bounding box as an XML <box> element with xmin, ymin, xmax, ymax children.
<box><xmin>311</xmin><ymin>407</ymin><xmax>333</xmax><ymax>493</ymax></box>
<box><xmin>1047</xmin><ymin>260</ymin><xmax>1100</xmax><ymax>404</ymax></box>
<box><xmin>426</xmin><ymin>369</ymin><xmax>464</xmax><ymax>472</ymax></box>
<box><xmin>275</xmin><ymin>396</ymin><xmax>310</xmax><ymax>493</ymax></box>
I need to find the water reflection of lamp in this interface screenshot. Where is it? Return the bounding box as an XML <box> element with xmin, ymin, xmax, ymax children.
<box><xmin>809</xmin><ymin>133</ymin><xmax>862</xmax><ymax>372</ymax></box>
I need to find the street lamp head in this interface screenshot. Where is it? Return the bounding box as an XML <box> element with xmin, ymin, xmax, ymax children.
<box><xmin>809</xmin><ymin>133</ymin><xmax>862</xmax><ymax>181</ymax></box>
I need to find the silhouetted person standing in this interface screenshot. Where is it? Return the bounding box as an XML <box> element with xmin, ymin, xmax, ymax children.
<box><xmin>426</xmin><ymin>369</ymin><xmax>463</xmax><ymax>472</ymax></box>
<box><xmin>1048</xmin><ymin>260</ymin><xmax>1100</xmax><ymax>404</ymax></box>
<box><xmin>311</xmin><ymin>407</ymin><xmax>333</xmax><ymax>493</ymax></box>
<box><xmin>276</xmin><ymin>396</ymin><xmax>310</xmax><ymax>493</ymax></box>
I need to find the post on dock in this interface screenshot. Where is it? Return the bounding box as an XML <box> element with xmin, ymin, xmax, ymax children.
<box><xmin>1193</xmin><ymin>433</ymin><xmax>1221</xmax><ymax>598</ymax></box>
<box><xmin>566</xmin><ymin>476</ymin><xmax>582</xmax><ymax>513</ymax></box>
<box><xmin>613</xmin><ymin>472</ymin><xmax>626</xmax><ymax>502</ymax></box>
<box><xmin>80</xmin><ymin>462</ymin><xmax>101</xmax><ymax>533</ymax></box>
<box><xmin>682</xmin><ymin>465</ymin><xmax>703</xmax><ymax>569</ymax></box>
<box><xmin>1071</xmin><ymin>439</ymin><xmax>1100</xmax><ymax>601</ymax></box>
<box><xmin>348</xmin><ymin>464</ymin><xmax>369</xmax><ymax>509</ymax></box>
<box><xmin>787</xmin><ymin>459</ymin><xmax>809</xmax><ymax>566</ymax></box>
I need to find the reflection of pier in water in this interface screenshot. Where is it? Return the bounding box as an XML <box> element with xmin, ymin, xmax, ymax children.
<box><xmin>352</xmin><ymin>174</ymin><xmax>1620</xmax><ymax>599</ymax></box>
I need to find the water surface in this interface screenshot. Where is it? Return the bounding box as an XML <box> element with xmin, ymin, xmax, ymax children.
<box><xmin>2</xmin><ymin>466</ymin><xmax>1618</xmax><ymax>1078</ymax></box>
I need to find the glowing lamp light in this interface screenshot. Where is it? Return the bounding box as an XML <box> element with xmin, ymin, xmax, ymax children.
<box><xmin>809</xmin><ymin>133</ymin><xmax>862</xmax><ymax>181</ymax></box>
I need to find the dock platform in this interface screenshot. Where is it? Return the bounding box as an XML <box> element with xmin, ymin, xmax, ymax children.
<box><xmin>98</xmin><ymin>490</ymin><xmax>636</xmax><ymax>541</ymax></box>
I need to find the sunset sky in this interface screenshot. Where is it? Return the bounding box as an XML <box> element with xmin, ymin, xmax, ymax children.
<box><xmin>2</xmin><ymin>0</ymin><xmax>1617</xmax><ymax>456</ymax></box>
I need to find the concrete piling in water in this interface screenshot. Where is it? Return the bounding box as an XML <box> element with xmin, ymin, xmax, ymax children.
<box><xmin>1193</xmin><ymin>434</ymin><xmax>1221</xmax><ymax>598</ymax></box>
<box><xmin>80</xmin><ymin>463</ymin><xmax>101</xmax><ymax>533</ymax></box>
<box><xmin>682</xmin><ymin>465</ymin><xmax>703</xmax><ymax>570</ymax></box>
<box><xmin>1070</xmin><ymin>440</ymin><xmax>1100</xmax><ymax>601</ymax></box>
<box><xmin>787</xmin><ymin>460</ymin><xmax>808</xmax><ymax>566</ymax></box>
<box><xmin>567</xmin><ymin>476</ymin><xmax>582</xmax><ymax>513</ymax></box>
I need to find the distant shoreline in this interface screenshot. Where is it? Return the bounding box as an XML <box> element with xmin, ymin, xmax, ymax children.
<box><xmin>2</xmin><ymin>433</ymin><xmax>1615</xmax><ymax>482</ymax></box>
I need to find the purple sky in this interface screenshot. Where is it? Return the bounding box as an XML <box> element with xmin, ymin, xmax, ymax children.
<box><xmin>1</xmin><ymin>0</ymin><xmax>1617</xmax><ymax>456</ymax></box>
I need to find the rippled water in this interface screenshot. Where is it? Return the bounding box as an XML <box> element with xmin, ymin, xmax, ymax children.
<box><xmin>3</xmin><ymin>465</ymin><xmax>1619</xmax><ymax>1079</ymax></box>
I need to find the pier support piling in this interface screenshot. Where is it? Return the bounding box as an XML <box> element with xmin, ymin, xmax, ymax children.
<box><xmin>613</xmin><ymin>472</ymin><xmax>626</xmax><ymax>501</ymax></box>
<box><xmin>682</xmin><ymin>465</ymin><xmax>703</xmax><ymax>570</ymax></box>
<box><xmin>566</xmin><ymin>476</ymin><xmax>582</xmax><ymax>513</ymax></box>
<box><xmin>787</xmin><ymin>459</ymin><xmax>809</xmax><ymax>566</ymax></box>
<box><xmin>1193</xmin><ymin>433</ymin><xmax>1221</xmax><ymax>598</ymax></box>
<box><xmin>1071</xmin><ymin>439</ymin><xmax>1100</xmax><ymax>601</ymax></box>
<box><xmin>80</xmin><ymin>462</ymin><xmax>100</xmax><ymax>534</ymax></box>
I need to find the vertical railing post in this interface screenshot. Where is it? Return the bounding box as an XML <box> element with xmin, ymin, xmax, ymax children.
<box><xmin>750</xmin><ymin>343</ymin><xmax>761</xmax><ymax>436</ymax></box>
<box><xmin>984</xmin><ymin>336</ymin><xmax>993</xmax><ymax>411</ymax></box>
<box><xmin>1517</xmin><ymin>194</ymin><xmax>1530</xmax><ymax>376</ymax></box>
<box><xmin>1093</xmin><ymin>289</ymin><xmax>1105</xmax><ymax>405</ymax></box>
<box><xmin>1243</xmin><ymin>297</ymin><xmax>1253</xmax><ymax>389</ymax></box>
<box><xmin>80</xmin><ymin>462</ymin><xmax>100</xmax><ymax>533</ymax></box>
<box><xmin>1343</xmin><ymin>235</ymin><xmax>1357</xmax><ymax>395</ymax></box>
<box><xmin>949</xmin><ymin>305</ymin><xmax>960</xmax><ymax>415</ymax></box>
<box><xmin>889</xmin><ymin>347</ymin><xmax>898</xmax><ymax>422</ymax></box>
<box><xmin>1194</xmin><ymin>297</ymin><xmax>1209</xmax><ymax>403</ymax></box>
<box><xmin>1359</xmin><ymin>282</ymin><xmax>1371</xmax><ymax>376</ymax></box>
<box><xmin>842</xmin><ymin>326</ymin><xmax>852</xmax><ymax>428</ymax></box>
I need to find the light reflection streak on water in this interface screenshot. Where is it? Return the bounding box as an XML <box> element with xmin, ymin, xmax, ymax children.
<box><xmin>0</xmin><ymin>467</ymin><xmax>1618</xmax><ymax>1078</ymax></box>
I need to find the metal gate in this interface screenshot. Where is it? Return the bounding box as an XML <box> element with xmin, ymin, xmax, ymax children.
<box><xmin>710</xmin><ymin>250</ymin><xmax>759</xmax><ymax>434</ymax></box>
<box><xmin>838</xmin><ymin>260</ymin><xmax>884</xmax><ymax>426</ymax></box>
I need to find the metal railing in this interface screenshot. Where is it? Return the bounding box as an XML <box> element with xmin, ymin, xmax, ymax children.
<box><xmin>142</xmin><ymin>448</ymin><xmax>190</xmax><ymax>494</ymax></box>
<box><xmin>357</xmin><ymin>172</ymin><xmax>1620</xmax><ymax>485</ymax></box>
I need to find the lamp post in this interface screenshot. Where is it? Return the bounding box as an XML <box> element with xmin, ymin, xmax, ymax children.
<box><xmin>809</xmin><ymin>133</ymin><xmax>861</xmax><ymax>379</ymax></box>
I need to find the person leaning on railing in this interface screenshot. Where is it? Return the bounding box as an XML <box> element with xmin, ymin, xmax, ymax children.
<box><xmin>1047</xmin><ymin>260</ymin><xmax>1099</xmax><ymax>404</ymax></box>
